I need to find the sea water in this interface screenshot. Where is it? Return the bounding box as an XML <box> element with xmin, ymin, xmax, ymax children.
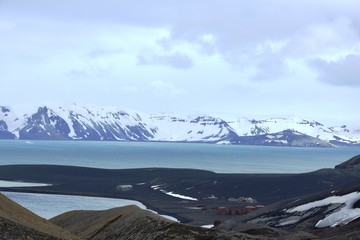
<box><xmin>0</xmin><ymin>140</ymin><xmax>359</xmax><ymax>173</ymax></box>
<box><xmin>0</xmin><ymin>140</ymin><xmax>359</xmax><ymax>222</ymax></box>
<box><xmin>0</xmin><ymin>191</ymin><xmax>179</xmax><ymax>221</ymax></box>
<box><xmin>1</xmin><ymin>191</ymin><xmax>146</xmax><ymax>219</ymax></box>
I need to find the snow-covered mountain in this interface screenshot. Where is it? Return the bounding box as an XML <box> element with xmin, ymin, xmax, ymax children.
<box><xmin>0</xmin><ymin>104</ymin><xmax>359</xmax><ymax>147</ymax></box>
<box><xmin>148</xmin><ymin>113</ymin><xmax>238</xmax><ymax>142</ymax></box>
<box><xmin>227</xmin><ymin>117</ymin><xmax>360</xmax><ymax>146</ymax></box>
<box><xmin>0</xmin><ymin>104</ymin><xmax>156</xmax><ymax>141</ymax></box>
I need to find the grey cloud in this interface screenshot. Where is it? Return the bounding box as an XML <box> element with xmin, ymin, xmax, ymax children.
<box><xmin>283</xmin><ymin>17</ymin><xmax>360</xmax><ymax>58</ymax></box>
<box><xmin>67</xmin><ymin>65</ymin><xmax>109</xmax><ymax>78</ymax></box>
<box><xmin>3</xmin><ymin>1</ymin><xmax>360</xmax><ymax>77</ymax></box>
<box><xmin>252</xmin><ymin>55</ymin><xmax>288</xmax><ymax>81</ymax></box>
<box><xmin>4</xmin><ymin>1</ymin><xmax>360</xmax><ymax>57</ymax></box>
<box><xmin>84</xmin><ymin>48</ymin><xmax>123</xmax><ymax>58</ymax></box>
<box><xmin>138</xmin><ymin>52</ymin><xmax>193</xmax><ymax>69</ymax></box>
<box><xmin>166</xmin><ymin>1</ymin><xmax>330</xmax><ymax>51</ymax></box>
<box><xmin>5</xmin><ymin>1</ymin><xmax>360</xmax><ymax>40</ymax></box>
<box><xmin>219</xmin><ymin>40</ymin><xmax>289</xmax><ymax>81</ymax></box>
<box><xmin>310</xmin><ymin>54</ymin><xmax>360</xmax><ymax>87</ymax></box>
<box><xmin>0</xmin><ymin>0</ymin><xmax>176</xmax><ymax>27</ymax></box>
<box><xmin>161</xmin><ymin>1</ymin><xmax>360</xmax><ymax>80</ymax></box>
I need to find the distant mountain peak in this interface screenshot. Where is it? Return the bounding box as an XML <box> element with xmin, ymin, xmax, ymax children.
<box><xmin>0</xmin><ymin>104</ymin><xmax>359</xmax><ymax>147</ymax></box>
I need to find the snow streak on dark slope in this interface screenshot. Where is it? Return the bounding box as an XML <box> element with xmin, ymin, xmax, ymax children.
<box><xmin>0</xmin><ymin>104</ymin><xmax>359</xmax><ymax>147</ymax></box>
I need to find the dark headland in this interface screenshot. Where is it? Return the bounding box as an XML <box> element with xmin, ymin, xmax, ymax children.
<box><xmin>1</xmin><ymin>155</ymin><xmax>360</xmax><ymax>239</ymax></box>
<box><xmin>1</xmin><ymin>155</ymin><xmax>360</xmax><ymax>226</ymax></box>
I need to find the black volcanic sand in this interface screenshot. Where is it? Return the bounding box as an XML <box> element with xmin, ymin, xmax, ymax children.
<box><xmin>0</xmin><ymin>164</ymin><xmax>360</xmax><ymax>226</ymax></box>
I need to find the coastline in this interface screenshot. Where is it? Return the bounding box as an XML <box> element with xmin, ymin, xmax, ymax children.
<box><xmin>1</xmin><ymin>164</ymin><xmax>360</xmax><ymax>226</ymax></box>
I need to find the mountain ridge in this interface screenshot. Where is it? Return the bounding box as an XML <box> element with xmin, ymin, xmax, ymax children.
<box><xmin>1</xmin><ymin>104</ymin><xmax>359</xmax><ymax>147</ymax></box>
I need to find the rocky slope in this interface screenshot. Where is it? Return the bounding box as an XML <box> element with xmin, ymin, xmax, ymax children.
<box><xmin>0</xmin><ymin>192</ymin><xmax>314</xmax><ymax>240</ymax></box>
<box><xmin>1</xmin><ymin>104</ymin><xmax>359</xmax><ymax>146</ymax></box>
<box><xmin>2</xmin><ymin>185</ymin><xmax>359</xmax><ymax>240</ymax></box>
<box><xmin>51</xmin><ymin>205</ymin><xmax>320</xmax><ymax>240</ymax></box>
<box><xmin>218</xmin><ymin>156</ymin><xmax>360</xmax><ymax>240</ymax></box>
<box><xmin>0</xmin><ymin>193</ymin><xmax>79</xmax><ymax>240</ymax></box>
<box><xmin>218</xmin><ymin>183</ymin><xmax>360</xmax><ymax>240</ymax></box>
<box><xmin>51</xmin><ymin>205</ymin><xmax>219</xmax><ymax>240</ymax></box>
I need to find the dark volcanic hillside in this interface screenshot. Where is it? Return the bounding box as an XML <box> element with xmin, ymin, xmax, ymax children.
<box><xmin>217</xmin><ymin>182</ymin><xmax>360</xmax><ymax>240</ymax></box>
<box><xmin>1</xmin><ymin>157</ymin><xmax>360</xmax><ymax>226</ymax></box>
<box><xmin>215</xmin><ymin>156</ymin><xmax>360</xmax><ymax>239</ymax></box>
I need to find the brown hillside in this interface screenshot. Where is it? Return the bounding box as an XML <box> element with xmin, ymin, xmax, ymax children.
<box><xmin>0</xmin><ymin>193</ymin><xmax>79</xmax><ymax>240</ymax></box>
<box><xmin>51</xmin><ymin>205</ymin><xmax>219</xmax><ymax>240</ymax></box>
<box><xmin>51</xmin><ymin>205</ymin><xmax>315</xmax><ymax>240</ymax></box>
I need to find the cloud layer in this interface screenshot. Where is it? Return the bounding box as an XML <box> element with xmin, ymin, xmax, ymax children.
<box><xmin>312</xmin><ymin>54</ymin><xmax>360</xmax><ymax>86</ymax></box>
<box><xmin>0</xmin><ymin>0</ymin><xmax>359</xmax><ymax>124</ymax></box>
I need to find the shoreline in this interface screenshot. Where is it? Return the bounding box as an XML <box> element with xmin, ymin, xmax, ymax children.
<box><xmin>1</xmin><ymin>164</ymin><xmax>360</xmax><ymax>225</ymax></box>
<box><xmin>1</xmin><ymin>191</ymin><xmax>180</xmax><ymax>223</ymax></box>
<box><xmin>0</xmin><ymin>188</ymin><xmax>190</xmax><ymax>223</ymax></box>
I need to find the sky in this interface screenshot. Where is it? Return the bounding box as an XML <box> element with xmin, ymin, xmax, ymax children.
<box><xmin>0</xmin><ymin>0</ymin><xmax>359</xmax><ymax>125</ymax></box>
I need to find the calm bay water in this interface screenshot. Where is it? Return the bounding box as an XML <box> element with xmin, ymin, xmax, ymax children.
<box><xmin>1</xmin><ymin>191</ymin><xmax>146</xmax><ymax>219</ymax></box>
<box><xmin>0</xmin><ymin>140</ymin><xmax>359</xmax><ymax>173</ymax></box>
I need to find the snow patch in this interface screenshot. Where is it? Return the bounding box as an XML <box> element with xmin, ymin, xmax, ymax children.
<box><xmin>151</xmin><ymin>185</ymin><xmax>198</xmax><ymax>201</ymax></box>
<box><xmin>162</xmin><ymin>191</ymin><xmax>198</xmax><ymax>201</ymax></box>
<box><xmin>151</xmin><ymin>185</ymin><xmax>162</xmax><ymax>190</ymax></box>
<box><xmin>287</xmin><ymin>191</ymin><xmax>360</xmax><ymax>228</ymax></box>
<box><xmin>201</xmin><ymin>224</ymin><xmax>214</xmax><ymax>228</ymax></box>
<box><xmin>0</xmin><ymin>180</ymin><xmax>52</xmax><ymax>188</ymax></box>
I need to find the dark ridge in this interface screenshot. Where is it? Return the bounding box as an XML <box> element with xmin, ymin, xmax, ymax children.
<box><xmin>353</xmin><ymin>199</ymin><xmax>360</xmax><ymax>209</ymax></box>
<box><xmin>0</xmin><ymin>106</ymin><xmax>11</xmax><ymax>113</ymax></box>
<box><xmin>1</xmin><ymin>157</ymin><xmax>360</xmax><ymax>226</ymax></box>
<box><xmin>335</xmin><ymin>155</ymin><xmax>360</xmax><ymax>169</ymax></box>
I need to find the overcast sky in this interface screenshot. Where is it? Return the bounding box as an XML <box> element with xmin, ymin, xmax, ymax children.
<box><xmin>0</xmin><ymin>1</ymin><xmax>359</xmax><ymax>124</ymax></box>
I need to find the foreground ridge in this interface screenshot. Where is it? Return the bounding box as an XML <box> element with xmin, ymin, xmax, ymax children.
<box><xmin>0</xmin><ymin>193</ymin><xmax>78</xmax><ymax>239</ymax></box>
